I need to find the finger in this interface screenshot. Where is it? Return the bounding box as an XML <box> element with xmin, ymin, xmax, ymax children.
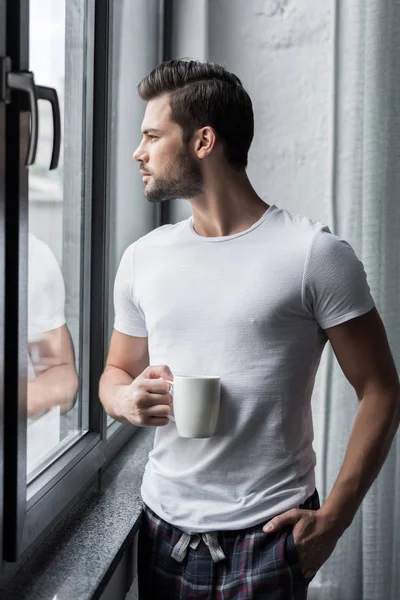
<box><xmin>131</xmin><ymin>403</ymin><xmax>171</xmax><ymax>427</ymax></box>
<box><xmin>145</xmin><ymin>404</ymin><xmax>172</xmax><ymax>418</ymax></box>
<box><xmin>136</xmin><ymin>391</ymin><xmax>173</xmax><ymax>408</ymax></box>
<box><xmin>139</xmin><ymin>377</ymin><xmax>173</xmax><ymax>394</ymax></box>
<box><xmin>143</xmin><ymin>364</ymin><xmax>173</xmax><ymax>380</ymax></box>
<box><xmin>262</xmin><ymin>508</ymin><xmax>304</xmax><ymax>533</ymax></box>
<box><xmin>137</xmin><ymin>406</ymin><xmax>171</xmax><ymax>426</ymax></box>
<box><xmin>135</xmin><ymin>375</ymin><xmax>172</xmax><ymax>395</ymax></box>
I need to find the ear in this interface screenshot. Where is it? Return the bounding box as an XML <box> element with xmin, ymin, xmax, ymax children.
<box><xmin>193</xmin><ymin>126</ymin><xmax>217</xmax><ymax>160</ymax></box>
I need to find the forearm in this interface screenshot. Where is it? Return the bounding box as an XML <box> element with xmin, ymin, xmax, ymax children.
<box><xmin>28</xmin><ymin>364</ymin><xmax>78</xmax><ymax>418</ymax></box>
<box><xmin>321</xmin><ymin>386</ymin><xmax>400</xmax><ymax>533</ymax></box>
<box><xmin>98</xmin><ymin>365</ymin><xmax>134</xmax><ymax>423</ymax></box>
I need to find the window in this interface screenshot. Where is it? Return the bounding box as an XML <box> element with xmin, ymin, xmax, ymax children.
<box><xmin>27</xmin><ymin>0</ymin><xmax>89</xmax><ymax>481</ymax></box>
<box><xmin>1</xmin><ymin>0</ymin><xmax>98</xmax><ymax>566</ymax></box>
<box><xmin>0</xmin><ymin>0</ymin><xmax>164</xmax><ymax>574</ymax></box>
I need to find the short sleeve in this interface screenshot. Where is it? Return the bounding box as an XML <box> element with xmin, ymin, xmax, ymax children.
<box><xmin>302</xmin><ymin>228</ymin><xmax>375</xmax><ymax>329</ymax></box>
<box><xmin>28</xmin><ymin>237</ymin><xmax>66</xmax><ymax>338</ymax></box>
<box><xmin>113</xmin><ymin>243</ymin><xmax>148</xmax><ymax>337</ymax></box>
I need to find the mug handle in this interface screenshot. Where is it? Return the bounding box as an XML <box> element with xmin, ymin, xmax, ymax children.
<box><xmin>159</xmin><ymin>378</ymin><xmax>175</xmax><ymax>422</ymax></box>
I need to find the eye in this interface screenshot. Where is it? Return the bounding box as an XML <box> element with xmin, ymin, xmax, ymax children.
<box><xmin>148</xmin><ymin>135</ymin><xmax>158</xmax><ymax>140</ymax></box>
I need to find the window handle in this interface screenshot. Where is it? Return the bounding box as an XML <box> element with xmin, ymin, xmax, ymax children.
<box><xmin>36</xmin><ymin>85</ymin><xmax>61</xmax><ymax>170</ymax></box>
<box><xmin>7</xmin><ymin>69</ymin><xmax>39</xmax><ymax>167</ymax></box>
<box><xmin>0</xmin><ymin>58</ymin><xmax>61</xmax><ymax>170</ymax></box>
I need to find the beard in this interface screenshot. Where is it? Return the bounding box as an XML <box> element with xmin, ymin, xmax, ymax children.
<box><xmin>144</xmin><ymin>146</ymin><xmax>204</xmax><ymax>203</ymax></box>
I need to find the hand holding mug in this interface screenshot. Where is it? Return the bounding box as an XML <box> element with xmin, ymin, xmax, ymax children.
<box><xmin>116</xmin><ymin>365</ymin><xmax>173</xmax><ymax>427</ymax></box>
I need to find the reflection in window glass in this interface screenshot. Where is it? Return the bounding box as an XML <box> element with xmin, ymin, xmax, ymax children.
<box><xmin>27</xmin><ymin>0</ymin><xmax>89</xmax><ymax>478</ymax></box>
<box><xmin>107</xmin><ymin>0</ymin><xmax>161</xmax><ymax>428</ymax></box>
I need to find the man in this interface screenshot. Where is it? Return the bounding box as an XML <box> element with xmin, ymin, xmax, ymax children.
<box><xmin>99</xmin><ymin>60</ymin><xmax>400</xmax><ymax>599</ymax></box>
<box><xmin>27</xmin><ymin>232</ymin><xmax>78</xmax><ymax>474</ymax></box>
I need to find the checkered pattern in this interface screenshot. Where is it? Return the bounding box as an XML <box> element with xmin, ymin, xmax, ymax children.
<box><xmin>138</xmin><ymin>489</ymin><xmax>320</xmax><ymax>599</ymax></box>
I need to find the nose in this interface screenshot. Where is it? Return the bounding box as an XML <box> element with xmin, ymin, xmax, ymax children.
<box><xmin>133</xmin><ymin>143</ymin><xmax>148</xmax><ymax>163</ymax></box>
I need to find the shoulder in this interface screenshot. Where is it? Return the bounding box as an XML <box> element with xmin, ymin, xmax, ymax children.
<box><xmin>116</xmin><ymin>224</ymin><xmax>179</xmax><ymax>280</ymax></box>
<box><xmin>28</xmin><ymin>234</ymin><xmax>62</xmax><ymax>283</ymax></box>
<box><xmin>270</xmin><ymin>206</ymin><xmax>336</xmax><ymax>266</ymax></box>
<box><xmin>274</xmin><ymin>207</ymin><xmax>356</xmax><ymax>256</ymax></box>
<box><xmin>29</xmin><ymin>233</ymin><xmax>60</xmax><ymax>265</ymax></box>
<box><xmin>272</xmin><ymin>205</ymin><xmax>331</xmax><ymax>240</ymax></box>
<box><xmin>120</xmin><ymin>222</ymin><xmax>186</xmax><ymax>262</ymax></box>
<box><xmin>137</xmin><ymin>222</ymin><xmax>185</xmax><ymax>247</ymax></box>
<box><xmin>270</xmin><ymin>207</ymin><xmax>363</xmax><ymax>277</ymax></box>
<box><xmin>28</xmin><ymin>235</ymin><xmax>65</xmax><ymax>316</ymax></box>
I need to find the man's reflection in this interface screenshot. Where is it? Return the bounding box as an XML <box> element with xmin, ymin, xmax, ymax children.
<box><xmin>27</xmin><ymin>233</ymin><xmax>78</xmax><ymax>470</ymax></box>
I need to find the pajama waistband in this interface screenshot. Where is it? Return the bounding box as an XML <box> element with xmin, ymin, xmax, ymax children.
<box><xmin>142</xmin><ymin>489</ymin><xmax>320</xmax><ymax>565</ymax></box>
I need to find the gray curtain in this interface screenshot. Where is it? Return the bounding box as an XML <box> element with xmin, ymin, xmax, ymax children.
<box><xmin>309</xmin><ymin>2</ymin><xmax>400</xmax><ymax>599</ymax></box>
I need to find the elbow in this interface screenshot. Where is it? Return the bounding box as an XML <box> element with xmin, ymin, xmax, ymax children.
<box><xmin>61</xmin><ymin>369</ymin><xmax>79</xmax><ymax>414</ymax></box>
<box><xmin>386</xmin><ymin>381</ymin><xmax>400</xmax><ymax>431</ymax></box>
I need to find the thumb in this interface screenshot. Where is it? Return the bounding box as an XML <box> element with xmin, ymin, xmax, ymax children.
<box><xmin>143</xmin><ymin>364</ymin><xmax>173</xmax><ymax>381</ymax></box>
<box><xmin>262</xmin><ymin>508</ymin><xmax>303</xmax><ymax>533</ymax></box>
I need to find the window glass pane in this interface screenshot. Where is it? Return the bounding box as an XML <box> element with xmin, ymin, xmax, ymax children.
<box><xmin>27</xmin><ymin>0</ymin><xmax>90</xmax><ymax>479</ymax></box>
<box><xmin>107</xmin><ymin>0</ymin><xmax>161</xmax><ymax>429</ymax></box>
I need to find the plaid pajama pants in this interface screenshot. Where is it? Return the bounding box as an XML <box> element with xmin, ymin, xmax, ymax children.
<box><xmin>138</xmin><ymin>489</ymin><xmax>320</xmax><ymax>600</ymax></box>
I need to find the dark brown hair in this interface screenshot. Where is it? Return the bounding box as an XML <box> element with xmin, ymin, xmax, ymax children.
<box><xmin>137</xmin><ymin>59</ymin><xmax>254</xmax><ymax>171</ymax></box>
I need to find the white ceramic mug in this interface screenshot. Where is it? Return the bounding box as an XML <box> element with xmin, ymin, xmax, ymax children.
<box><xmin>160</xmin><ymin>375</ymin><xmax>221</xmax><ymax>438</ymax></box>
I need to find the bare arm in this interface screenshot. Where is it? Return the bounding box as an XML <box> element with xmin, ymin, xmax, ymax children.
<box><xmin>265</xmin><ymin>307</ymin><xmax>400</xmax><ymax>578</ymax></box>
<box><xmin>320</xmin><ymin>307</ymin><xmax>400</xmax><ymax>532</ymax></box>
<box><xmin>28</xmin><ymin>324</ymin><xmax>78</xmax><ymax>418</ymax></box>
<box><xmin>99</xmin><ymin>330</ymin><xmax>149</xmax><ymax>422</ymax></box>
<box><xmin>99</xmin><ymin>330</ymin><xmax>173</xmax><ymax>425</ymax></box>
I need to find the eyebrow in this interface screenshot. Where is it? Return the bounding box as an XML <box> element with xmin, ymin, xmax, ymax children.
<box><xmin>141</xmin><ymin>128</ymin><xmax>163</xmax><ymax>135</ymax></box>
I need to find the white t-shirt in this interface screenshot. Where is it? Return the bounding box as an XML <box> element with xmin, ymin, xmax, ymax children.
<box><xmin>114</xmin><ymin>203</ymin><xmax>375</xmax><ymax>532</ymax></box>
<box><xmin>27</xmin><ymin>233</ymin><xmax>65</xmax><ymax>474</ymax></box>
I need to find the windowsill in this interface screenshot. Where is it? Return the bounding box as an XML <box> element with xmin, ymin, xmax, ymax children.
<box><xmin>1</xmin><ymin>427</ymin><xmax>155</xmax><ymax>600</ymax></box>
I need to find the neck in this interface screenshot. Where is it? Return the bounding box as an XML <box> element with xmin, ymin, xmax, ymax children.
<box><xmin>188</xmin><ymin>167</ymin><xmax>270</xmax><ymax>238</ymax></box>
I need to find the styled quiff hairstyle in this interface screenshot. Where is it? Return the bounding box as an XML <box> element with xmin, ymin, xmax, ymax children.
<box><xmin>137</xmin><ymin>59</ymin><xmax>254</xmax><ymax>171</ymax></box>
